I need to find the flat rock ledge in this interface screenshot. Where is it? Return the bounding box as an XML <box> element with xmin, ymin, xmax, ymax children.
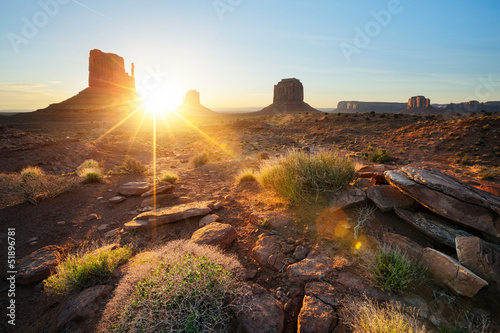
<box><xmin>124</xmin><ymin>201</ymin><xmax>212</xmax><ymax>230</ymax></box>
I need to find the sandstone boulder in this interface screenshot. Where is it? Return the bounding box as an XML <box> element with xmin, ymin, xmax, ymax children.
<box><xmin>287</xmin><ymin>255</ymin><xmax>333</xmax><ymax>283</ymax></box>
<box><xmin>367</xmin><ymin>185</ymin><xmax>416</xmax><ymax>212</ymax></box>
<box><xmin>57</xmin><ymin>285</ymin><xmax>114</xmax><ymax>331</ymax></box>
<box><xmin>304</xmin><ymin>281</ymin><xmax>342</xmax><ymax>307</ymax></box>
<box><xmin>394</xmin><ymin>208</ymin><xmax>474</xmax><ymax>248</ymax></box>
<box><xmin>329</xmin><ymin>186</ymin><xmax>366</xmax><ymax>212</ymax></box>
<box><xmin>386</xmin><ymin>168</ymin><xmax>499</xmax><ymax>239</ymax></box>
<box><xmin>231</xmin><ymin>282</ymin><xmax>284</xmax><ymax>333</ymax></box>
<box><xmin>336</xmin><ymin>271</ymin><xmax>389</xmax><ymax>302</ymax></box>
<box><xmin>140</xmin><ymin>184</ymin><xmax>175</xmax><ymax>197</ymax></box>
<box><xmin>124</xmin><ymin>201</ymin><xmax>212</xmax><ymax>230</ymax></box>
<box><xmin>456</xmin><ymin>237</ymin><xmax>500</xmax><ymax>283</ymax></box>
<box><xmin>420</xmin><ymin>248</ymin><xmax>488</xmax><ymax>297</ymax></box>
<box><xmin>252</xmin><ymin>234</ymin><xmax>287</xmax><ymax>271</ymax></box>
<box><xmin>118</xmin><ymin>182</ymin><xmax>151</xmax><ymax>196</ymax></box>
<box><xmin>17</xmin><ymin>245</ymin><xmax>63</xmax><ymax>284</ymax></box>
<box><xmin>297</xmin><ymin>295</ymin><xmax>336</xmax><ymax>333</ymax></box>
<box><xmin>199</xmin><ymin>214</ymin><xmax>221</xmax><ymax>227</ymax></box>
<box><xmin>356</xmin><ymin>165</ymin><xmax>393</xmax><ymax>184</ymax></box>
<box><xmin>108</xmin><ymin>196</ymin><xmax>126</xmax><ymax>204</ymax></box>
<box><xmin>383</xmin><ymin>232</ymin><xmax>424</xmax><ymax>263</ymax></box>
<box><xmin>190</xmin><ymin>223</ymin><xmax>237</xmax><ymax>249</ymax></box>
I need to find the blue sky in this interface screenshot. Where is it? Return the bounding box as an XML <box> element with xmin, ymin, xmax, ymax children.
<box><xmin>1</xmin><ymin>0</ymin><xmax>499</xmax><ymax>110</ymax></box>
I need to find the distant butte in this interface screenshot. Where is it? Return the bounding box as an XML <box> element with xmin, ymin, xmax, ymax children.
<box><xmin>257</xmin><ymin>78</ymin><xmax>320</xmax><ymax>115</ymax></box>
<box><xmin>176</xmin><ymin>90</ymin><xmax>217</xmax><ymax>116</ymax></box>
<box><xmin>29</xmin><ymin>49</ymin><xmax>138</xmax><ymax>117</ymax></box>
<box><xmin>401</xmin><ymin>96</ymin><xmax>439</xmax><ymax>115</ymax></box>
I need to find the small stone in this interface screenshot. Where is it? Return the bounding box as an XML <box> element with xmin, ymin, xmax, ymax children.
<box><xmin>190</xmin><ymin>223</ymin><xmax>238</xmax><ymax>249</ymax></box>
<box><xmin>199</xmin><ymin>214</ymin><xmax>221</xmax><ymax>227</ymax></box>
<box><xmin>105</xmin><ymin>229</ymin><xmax>120</xmax><ymax>238</ymax></box>
<box><xmin>212</xmin><ymin>202</ymin><xmax>223</xmax><ymax>210</ymax></box>
<box><xmin>98</xmin><ymin>224</ymin><xmax>108</xmax><ymax>231</ymax></box>
<box><xmin>27</xmin><ymin>237</ymin><xmax>39</xmax><ymax>243</ymax></box>
<box><xmin>87</xmin><ymin>214</ymin><xmax>99</xmax><ymax>221</ymax></box>
<box><xmin>293</xmin><ymin>245</ymin><xmax>309</xmax><ymax>261</ymax></box>
<box><xmin>96</xmin><ymin>196</ymin><xmax>104</xmax><ymax>200</ymax></box>
<box><xmin>29</xmin><ymin>241</ymin><xmax>38</xmax><ymax>246</ymax></box>
<box><xmin>57</xmin><ymin>221</ymin><xmax>66</xmax><ymax>225</ymax></box>
<box><xmin>109</xmin><ymin>196</ymin><xmax>126</xmax><ymax>204</ymax></box>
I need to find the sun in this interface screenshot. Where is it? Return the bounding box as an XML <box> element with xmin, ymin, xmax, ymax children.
<box><xmin>142</xmin><ymin>88</ymin><xmax>181</xmax><ymax>115</ymax></box>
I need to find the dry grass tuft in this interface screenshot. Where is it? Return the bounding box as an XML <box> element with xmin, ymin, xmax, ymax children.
<box><xmin>76</xmin><ymin>159</ymin><xmax>104</xmax><ymax>183</ymax></box>
<box><xmin>257</xmin><ymin>149</ymin><xmax>355</xmax><ymax>203</ymax></box>
<box><xmin>0</xmin><ymin>168</ymin><xmax>78</xmax><ymax>205</ymax></box>
<box><xmin>97</xmin><ymin>240</ymin><xmax>243</xmax><ymax>333</ymax></box>
<box><xmin>341</xmin><ymin>296</ymin><xmax>428</xmax><ymax>333</ymax></box>
<box><xmin>45</xmin><ymin>243</ymin><xmax>131</xmax><ymax>295</ymax></box>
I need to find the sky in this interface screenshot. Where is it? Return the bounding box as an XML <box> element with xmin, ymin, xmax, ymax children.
<box><xmin>1</xmin><ymin>0</ymin><xmax>500</xmax><ymax>111</ymax></box>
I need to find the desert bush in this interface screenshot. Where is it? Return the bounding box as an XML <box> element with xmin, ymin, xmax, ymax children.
<box><xmin>366</xmin><ymin>245</ymin><xmax>426</xmax><ymax>293</ymax></box>
<box><xmin>20</xmin><ymin>166</ymin><xmax>45</xmax><ymax>181</ymax></box>
<box><xmin>121</xmin><ymin>156</ymin><xmax>147</xmax><ymax>174</ymax></box>
<box><xmin>368</xmin><ymin>148</ymin><xmax>393</xmax><ymax>164</ymax></box>
<box><xmin>76</xmin><ymin>159</ymin><xmax>104</xmax><ymax>183</ymax></box>
<box><xmin>191</xmin><ymin>152</ymin><xmax>210</xmax><ymax>167</ymax></box>
<box><xmin>0</xmin><ymin>170</ymin><xmax>78</xmax><ymax>205</ymax></box>
<box><xmin>45</xmin><ymin>244</ymin><xmax>131</xmax><ymax>295</ymax></box>
<box><xmin>478</xmin><ymin>168</ymin><xmax>496</xmax><ymax>180</ymax></box>
<box><xmin>258</xmin><ymin>149</ymin><xmax>355</xmax><ymax>203</ymax></box>
<box><xmin>100</xmin><ymin>240</ymin><xmax>242</xmax><ymax>333</ymax></box>
<box><xmin>236</xmin><ymin>169</ymin><xmax>257</xmax><ymax>182</ymax></box>
<box><xmin>341</xmin><ymin>296</ymin><xmax>428</xmax><ymax>333</ymax></box>
<box><xmin>159</xmin><ymin>172</ymin><xmax>179</xmax><ymax>184</ymax></box>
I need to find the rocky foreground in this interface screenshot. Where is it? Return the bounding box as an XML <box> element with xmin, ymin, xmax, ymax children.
<box><xmin>9</xmin><ymin>162</ymin><xmax>500</xmax><ymax>332</ymax></box>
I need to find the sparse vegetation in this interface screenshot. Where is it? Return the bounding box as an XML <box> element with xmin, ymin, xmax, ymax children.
<box><xmin>478</xmin><ymin>168</ymin><xmax>496</xmax><ymax>180</ymax></box>
<box><xmin>236</xmin><ymin>169</ymin><xmax>257</xmax><ymax>182</ymax></box>
<box><xmin>104</xmin><ymin>240</ymin><xmax>242</xmax><ymax>333</ymax></box>
<box><xmin>368</xmin><ymin>245</ymin><xmax>426</xmax><ymax>293</ymax></box>
<box><xmin>76</xmin><ymin>159</ymin><xmax>104</xmax><ymax>183</ymax></box>
<box><xmin>0</xmin><ymin>168</ymin><xmax>77</xmax><ymax>205</ymax></box>
<box><xmin>192</xmin><ymin>152</ymin><xmax>210</xmax><ymax>167</ymax></box>
<box><xmin>258</xmin><ymin>149</ymin><xmax>355</xmax><ymax>203</ymax></box>
<box><xmin>341</xmin><ymin>296</ymin><xmax>428</xmax><ymax>333</ymax></box>
<box><xmin>159</xmin><ymin>172</ymin><xmax>179</xmax><ymax>184</ymax></box>
<box><xmin>121</xmin><ymin>156</ymin><xmax>147</xmax><ymax>174</ymax></box>
<box><xmin>257</xmin><ymin>151</ymin><xmax>270</xmax><ymax>160</ymax></box>
<box><xmin>45</xmin><ymin>244</ymin><xmax>131</xmax><ymax>295</ymax></box>
<box><xmin>368</xmin><ymin>148</ymin><xmax>393</xmax><ymax>164</ymax></box>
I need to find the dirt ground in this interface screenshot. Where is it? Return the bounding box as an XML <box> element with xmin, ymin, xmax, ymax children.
<box><xmin>0</xmin><ymin>110</ymin><xmax>499</xmax><ymax>332</ymax></box>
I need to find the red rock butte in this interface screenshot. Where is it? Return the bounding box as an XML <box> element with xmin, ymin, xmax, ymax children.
<box><xmin>258</xmin><ymin>78</ymin><xmax>320</xmax><ymax>114</ymax></box>
<box><xmin>176</xmin><ymin>89</ymin><xmax>217</xmax><ymax>116</ymax></box>
<box><xmin>31</xmin><ymin>49</ymin><xmax>139</xmax><ymax>117</ymax></box>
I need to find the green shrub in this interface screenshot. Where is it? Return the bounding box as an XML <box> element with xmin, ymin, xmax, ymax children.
<box><xmin>370</xmin><ymin>246</ymin><xmax>426</xmax><ymax>293</ymax></box>
<box><xmin>20</xmin><ymin>166</ymin><xmax>45</xmax><ymax>182</ymax></box>
<box><xmin>368</xmin><ymin>149</ymin><xmax>393</xmax><ymax>164</ymax></box>
<box><xmin>191</xmin><ymin>152</ymin><xmax>210</xmax><ymax>167</ymax></box>
<box><xmin>103</xmin><ymin>240</ymin><xmax>242</xmax><ymax>333</ymax></box>
<box><xmin>341</xmin><ymin>296</ymin><xmax>428</xmax><ymax>333</ymax></box>
<box><xmin>236</xmin><ymin>170</ymin><xmax>257</xmax><ymax>182</ymax></box>
<box><xmin>76</xmin><ymin>159</ymin><xmax>104</xmax><ymax>183</ymax></box>
<box><xmin>121</xmin><ymin>156</ymin><xmax>147</xmax><ymax>174</ymax></box>
<box><xmin>45</xmin><ymin>244</ymin><xmax>131</xmax><ymax>295</ymax></box>
<box><xmin>159</xmin><ymin>172</ymin><xmax>179</xmax><ymax>184</ymax></box>
<box><xmin>478</xmin><ymin>168</ymin><xmax>496</xmax><ymax>180</ymax></box>
<box><xmin>258</xmin><ymin>149</ymin><xmax>355</xmax><ymax>203</ymax></box>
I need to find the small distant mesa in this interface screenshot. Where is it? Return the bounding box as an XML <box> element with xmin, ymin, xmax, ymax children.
<box><xmin>176</xmin><ymin>90</ymin><xmax>218</xmax><ymax>117</ymax></box>
<box><xmin>32</xmin><ymin>49</ymin><xmax>139</xmax><ymax>116</ymax></box>
<box><xmin>258</xmin><ymin>78</ymin><xmax>320</xmax><ymax>115</ymax></box>
<box><xmin>337</xmin><ymin>96</ymin><xmax>500</xmax><ymax>115</ymax></box>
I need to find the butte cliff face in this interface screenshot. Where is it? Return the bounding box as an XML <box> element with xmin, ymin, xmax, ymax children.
<box><xmin>31</xmin><ymin>49</ymin><xmax>138</xmax><ymax>117</ymax></box>
<box><xmin>88</xmin><ymin>49</ymin><xmax>135</xmax><ymax>91</ymax></box>
<box><xmin>401</xmin><ymin>96</ymin><xmax>438</xmax><ymax>115</ymax></box>
<box><xmin>176</xmin><ymin>90</ymin><xmax>217</xmax><ymax>116</ymax></box>
<box><xmin>258</xmin><ymin>78</ymin><xmax>320</xmax><ymax>115</ymax></box>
